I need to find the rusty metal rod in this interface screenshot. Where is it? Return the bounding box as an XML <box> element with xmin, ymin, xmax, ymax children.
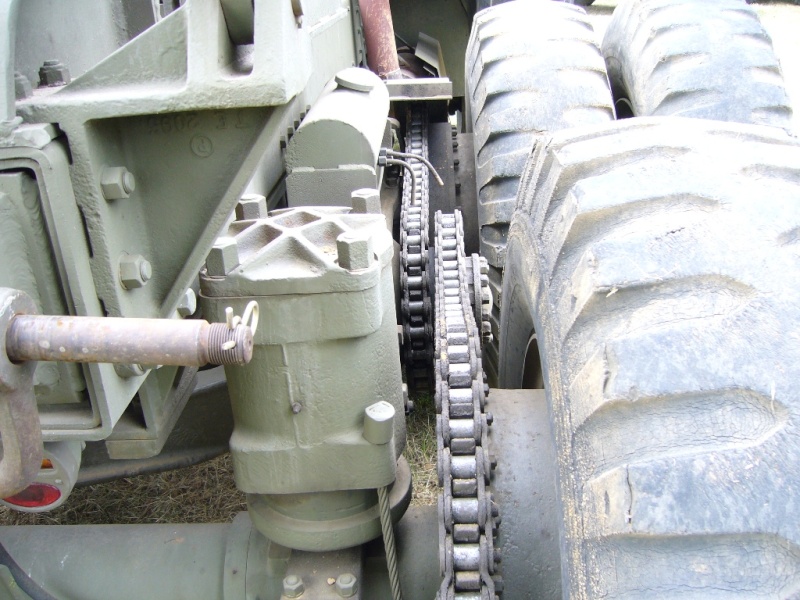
<box><xmin>5</xmin><ymin>315</ymin><xmax>253</xmax><ymax>367</ymax></box>
<box><xmin>358</xmin><ymin>0</ymin><xmax>402</xmax><ymax>79</ymax></box>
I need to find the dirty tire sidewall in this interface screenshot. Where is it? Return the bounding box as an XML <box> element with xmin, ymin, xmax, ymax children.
<box><xmin>466</xmin><ymin>0</ymin><xmax>614</xmax><ymax>382</ymax></box>
<box><xmin>500</xmin><ymin>116</ymin><xmax>800</xmax><ymax>598</ymax></box>
<box><xmin>602</xmin><ymin>0</ymin><xmax>794</xmax><ymax>129</ymax></box>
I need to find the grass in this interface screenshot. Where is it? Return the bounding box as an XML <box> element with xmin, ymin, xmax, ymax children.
<box><xmin>0</xmin><ymin>394</ymin><xmax>438</xmax><ymax>526</ymax></box>
<box><xmin>405</xmin><ymin>392</ymin><xmax>439</xmax><ymax>506</ymax></box>
<box><xmin>0</xmin><ymin>454</ymin><xmax>246</xmax><ymax>526</ymax></box>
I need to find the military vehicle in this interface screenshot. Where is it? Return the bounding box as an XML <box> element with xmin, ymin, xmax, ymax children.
<box><xmin>0</xmin><ymin>0</ymin><xmax>798</xmax><ymax>597</ymax></box>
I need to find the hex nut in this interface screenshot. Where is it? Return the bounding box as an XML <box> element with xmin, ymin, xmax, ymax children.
<box><xmin>337</xmin><ymin>231</ymin><xmax>373</xmax><ymax>271</ymax></box>
<box><xmin>235</xmin><ymin>194</ymin><xmax>267</xmax><ymax>221</ymax></box>
<box><xmin>351</xmin><ymin>188</ymin><xmax>381</xmax><ymax>214</ymax></box>
<box><xmin>206</xmin><ymin>237</ymin><xmax>240</xmax><ymax>277</ymax></box>
<box><xmin>119</xmin><ymin>254</ymin><xmax>152</xmax><ymax>290</ymax></box>
<box><xmin>334</xmin><ymin>573</ymin><xmax>358</xmax><ymax>598</ymax></box>
<box><xmin>282</xmin><ymin>574</ymin><xmax>305</xmax><ymax>598</ymax></box>
<box><xmin>176</xmin><ymin>288</ymin><xmax>197</xmax><ymax>318</ymax></box>
<box><xmin>38</xmin><ymin>60</ymin><xmax>71</xmax><ymax>87</ymax></box>
<box><xmin>101</xmin><ymin>166</ymin><xmax>136</xmax><ymax>200</ymax></box>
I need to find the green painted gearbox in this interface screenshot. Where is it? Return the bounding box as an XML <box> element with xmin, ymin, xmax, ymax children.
<box><xmin>200</xmin><ymin>208</ymin><xmax>410</xmax><ymax>550</ymax></box>
<box><xmin>200</xmin><ymin>205</ymin><xmax>406</xmax><ymax>549</ymax></box>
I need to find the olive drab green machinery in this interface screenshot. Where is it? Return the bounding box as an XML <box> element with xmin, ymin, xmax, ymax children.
<box><xmin>2</xmin><ymin>0</ymin><xmax>800</xmax><ymax>599</ymax></box>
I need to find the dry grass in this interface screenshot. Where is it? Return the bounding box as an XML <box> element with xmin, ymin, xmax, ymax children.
<box><xmin>0</xmin><ymin>396</ymin><xmax>438</xmax><ymax>526</ymax></box>
<box><xmin>0</xmin><ymin>454</ymin><xmax>246</xmax><ymax>526</ymax></box>
<box><xmin>405</xmin><ymin>393</ymin><xmax>438</xmax><ymax>506</ymax></box>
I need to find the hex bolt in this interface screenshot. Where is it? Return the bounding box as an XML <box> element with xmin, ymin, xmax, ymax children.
<box><xmin>351</xmin><ymin>188</ymin><xmax>381</xmax><ymax>214</ymax></box>
<box><xmin>234</xmin><ymin>194</ymin><xmax>267</xmax><ymax>221</ymax></box>
<box><xmin>119</xmin><ymin>253</ymin><xmax>152</xmax><ymax>290</ymax></box>
<box><xmin>176</xmin><ymin>288</ymin><xmax>197</xmax><ymax>318</ymax></box>
<box><xmin>282</xmin><ymin>574</ymin><xmax>305</xmax><ymax>598</ymax></box>
<box><xmin>334</xmin><ymin>573</ymin><xmax>358</xmax><ymax>598</ymax></box>
<box><xmin>206</xmin><ymin>237</ymin><xmax>240</xmax><ymax>277</ymax></box>
<box><xmin>363</xmin><ymin>400</ymin><xmax>395</xmax><ymax>445</ymax></box>
<box><xmin>38</xmin><ymin>59</ymin><xmax>71</xmax><ymax>87</ymax></box>
<box><xmin>101</xmin><ymin>166</ymin><xmax>136</xmax><ymax>200</ymax></box>
<box><xmin>14</xmin><ymin>72</ymin><xmax>32</xmax><ymax>100</ymax></box>
<box><xmin>336</xmin><ymin>231</ymin><xmax>373</xmax><ymax>271</ymax></box>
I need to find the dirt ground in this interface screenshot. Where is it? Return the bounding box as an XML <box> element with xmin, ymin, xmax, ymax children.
<box><xmin>2</xmin><ymin>0</ymin><xmax>799</xmax><ymax>527</ymax></box>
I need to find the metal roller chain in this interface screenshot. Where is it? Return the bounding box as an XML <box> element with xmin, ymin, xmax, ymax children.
<box><xmin>466</xmin><ymin>254</ymin><xmax>492</xmax><ymax>346</ymax></box>
<box><xmin>434</xmin><ymin>210</ymin><xmax>501</xmax><ymax>599</ymax></box>
<box><xmin>400</xmin><ymin>105</ymin><xmax>433</xmax><ymax>393</ymax></box>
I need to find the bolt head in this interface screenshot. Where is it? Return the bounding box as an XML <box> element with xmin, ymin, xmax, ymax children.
<box><xmin>334</xmin><ymin>573</ymin><xmax>358</xmax><ymax>598</ymax></box>
<box><xmin>206</xmin><ymin>237</ymin><xmax>240</xmax><ymax>277</ymax></box>
<box><xmin>176</xmin><ymin>288</ymin><xmax>197</xmax><ymax>317</ymax></box>
<box><xmin>235</xmin><ymin>194</ymin><xmax>267</xmax><ymax>221</ymax></box>
<box><xmin>38</xmin><ymin>60</ymin><xmax>70</xmax><ymax>87</ymax></box>
<box><xmin>282</xmin><ymin>574</ymin><xmax>305</xmax><ymax>598</ymax></box>
<box><xmin>101</xmin><ymin>166</ymin><xmax>136</xmax><ymax>200</ymax></box>
<box><xmin>119</xmin><ymin>254</ymin><xmax>152</xmax><ymax>290</ymax></box>
<box><xmin>336</xmin><ymin>231</ymin><xmax>373</xmax><ymax>271</ymax></box>
<box><xmin>350</xmin><ymin>188</ymin><xmax>381</xmax><ymax>214</ymax></box>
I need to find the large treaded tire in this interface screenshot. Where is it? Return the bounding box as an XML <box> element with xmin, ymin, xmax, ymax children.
<box><xmin>500</xmin><ymin>117</ymin><xmax>800</xmax><ymax>598</ymax></box>
<box><xmin>466</xmin><ymin>0</ymin><xmax>613</xmax><ymax>382</ymax></box>
<box><xmin>602</xmin><ymin>0</ymin><xmax>794</xmax><ymax>129</ymax></box>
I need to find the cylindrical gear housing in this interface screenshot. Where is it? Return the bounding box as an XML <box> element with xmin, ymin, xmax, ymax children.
<box><xmin>200</xmin><ymin>206</ymin><xmax>407</xmax><ymax>551</ymax></box>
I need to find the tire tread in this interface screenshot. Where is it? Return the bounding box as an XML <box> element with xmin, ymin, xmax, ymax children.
<box><xmin>501</xmin><ymin>118</ymin><xmax>800</xmax><ymax>598</ymax></box>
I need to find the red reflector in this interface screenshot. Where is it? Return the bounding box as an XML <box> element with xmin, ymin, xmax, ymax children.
<box><xmin>3</xmin><ymin>483</ymin><xmax>61</xmax><ymax>508</ymax></box>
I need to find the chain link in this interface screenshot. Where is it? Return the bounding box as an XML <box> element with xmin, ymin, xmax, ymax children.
<box><xmin>397</xmin><ymin>107</ymin><xmax>499</xmax><ymax>595</ymax></box>
<box><xmin>434</xmin><ymin>210</ymin><xmax>502</xmax><ymax>599</ymax></box>
<box><xmin>400</xmin><ymin>106</ymin><xmax>434</xmax><ymax>394</ymax></box>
